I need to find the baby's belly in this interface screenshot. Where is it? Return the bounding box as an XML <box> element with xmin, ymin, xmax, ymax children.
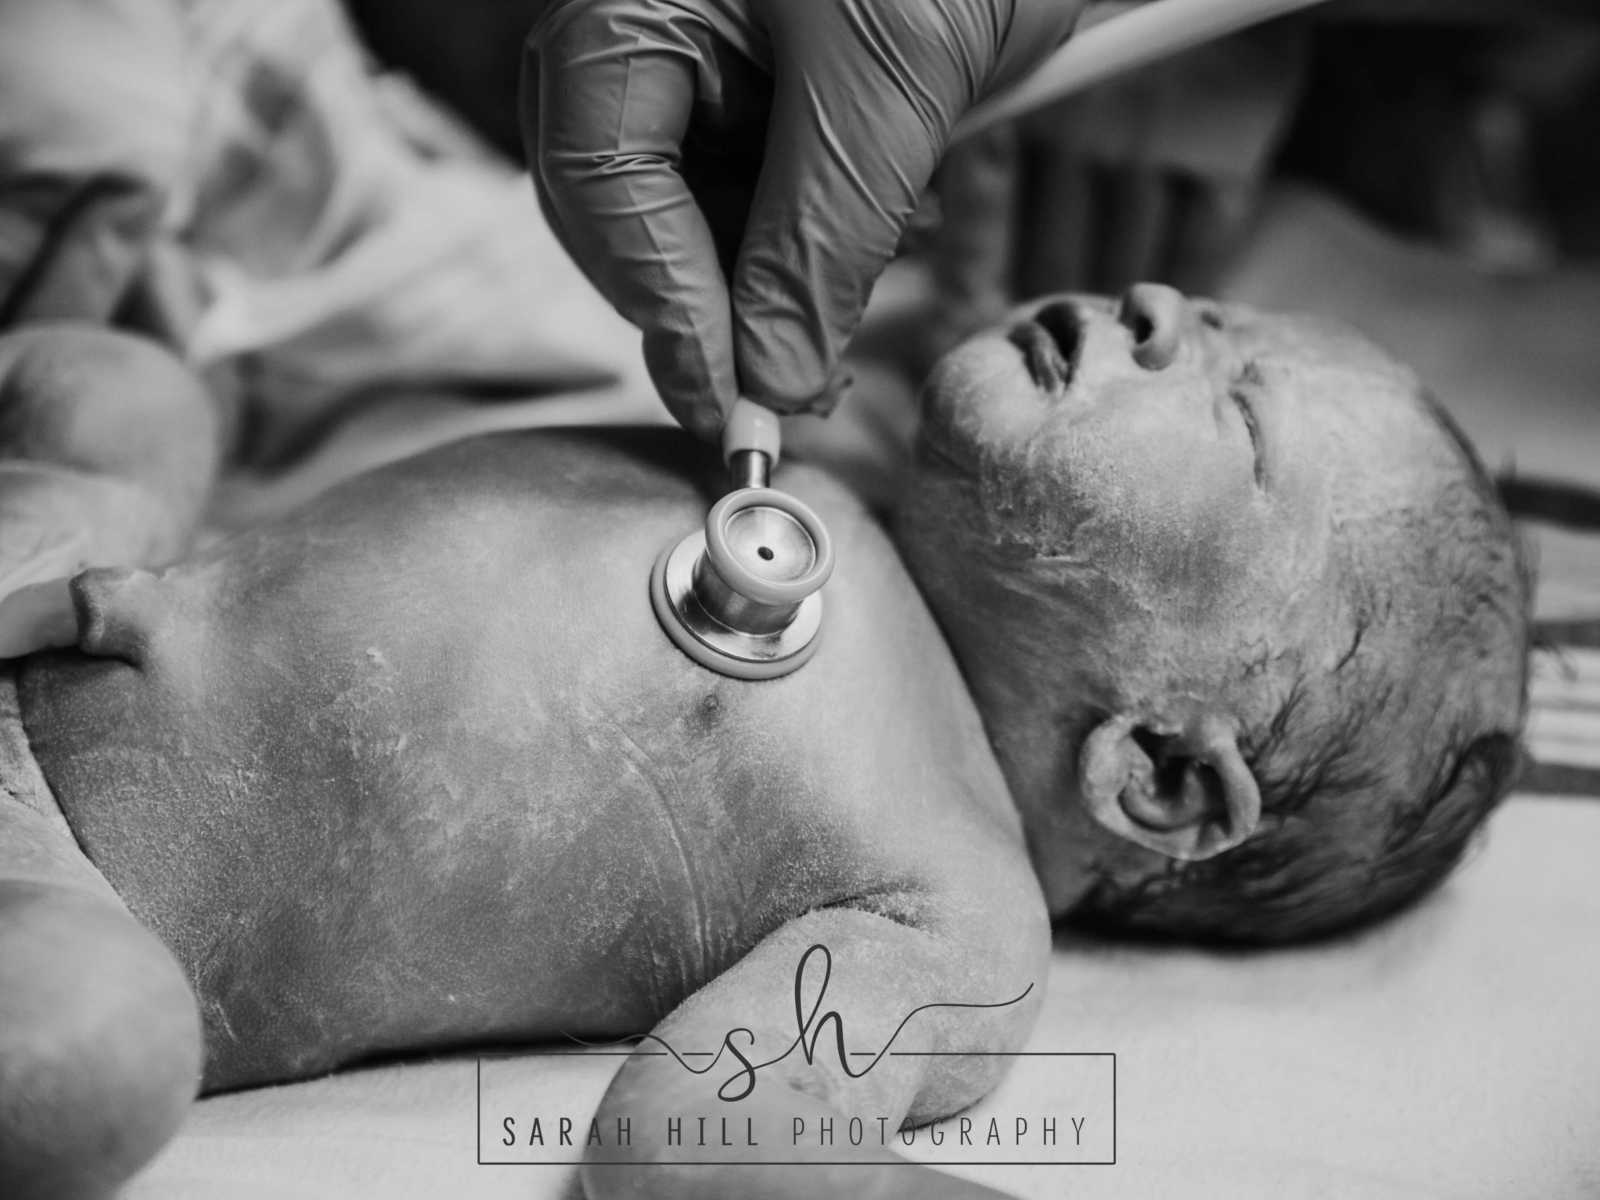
<box><xmin>17</xmin><ymin>647</ymin><xmax>767</xmax><ymax>1091</ymax></box>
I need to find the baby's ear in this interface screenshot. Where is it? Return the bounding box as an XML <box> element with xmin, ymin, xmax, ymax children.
<box><xmin>1077</xmin><ymin>713</ymin><xmax>1260</xmax><ymax>861</ymax></box>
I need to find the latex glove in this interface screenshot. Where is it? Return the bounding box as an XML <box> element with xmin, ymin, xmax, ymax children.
<box><xmin>522</xmin><ymin>0</ymin><xmax>1087</xmax><ymax>440</ymax></box>
<box><xmin>924</xmin><ymin>15</ymin><xmax>1308</xmax><ymax>362</ymax></box>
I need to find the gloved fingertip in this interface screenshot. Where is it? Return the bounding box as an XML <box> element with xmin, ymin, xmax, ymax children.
<box><xmin>663</xmin><ymin>392</ymin><xmax>726</xmax><ymax>444</ymax></box>
<box><xmin>810</xmin><ymin>366</ymin><xmax>852</xmax><ymax>418</ymax></box>
<box><xmin>747</xmin><ymin>364</ymin><xmax>851</xmax><ymax>419</ymax></box>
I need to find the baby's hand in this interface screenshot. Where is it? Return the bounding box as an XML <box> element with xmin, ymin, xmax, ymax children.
<box><xmin>583</xmin><ymin>898</ymin><xmax>1046</xmax><ymax>1200</ymax></box>
<box><xmin>0</xmin><ymin>325</ymin><xmax>220</xmax><ymax>657</ymax></box>
<box><xmin>0</xmin><ymin>578</ymin><xmax>77</xmax><ymax>659</ymax></box>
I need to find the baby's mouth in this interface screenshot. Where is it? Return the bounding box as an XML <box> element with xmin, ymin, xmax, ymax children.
<box><xmin>1009</xmin><ymin>301</ymin><xmax>1084</xmax><ymax>397</ymax></box>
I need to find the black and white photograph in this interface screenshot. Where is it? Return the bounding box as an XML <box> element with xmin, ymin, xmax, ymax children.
<box><xmin>1</xmin><ymin>1</ymin><xmax>1596</xmax><ymax>1197</ymax></box>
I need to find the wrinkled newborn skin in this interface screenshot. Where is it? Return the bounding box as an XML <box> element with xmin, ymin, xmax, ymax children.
<box><xmin>17</xmin><ymin>429</ymin><xmax>1045</xmax><ymax>1100</ymax></box>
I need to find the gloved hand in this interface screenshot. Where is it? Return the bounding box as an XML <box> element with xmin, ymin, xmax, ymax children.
<box><xmin>521</xmin><ymin>0</ymin><xmax>1087</xmax><ymax>440</ymax></box>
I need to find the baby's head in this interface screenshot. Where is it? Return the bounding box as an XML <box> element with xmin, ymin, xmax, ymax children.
<box><xmin>897</xmin><ymin>286</ymin><xmax>1530</xmax><ymax>943</ymax></box>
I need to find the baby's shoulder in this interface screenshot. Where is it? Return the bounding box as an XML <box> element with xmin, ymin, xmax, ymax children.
<box><xmin>777</xmin><ymin>461</ymin><xmax>892</xmax><ymax>559</ymax></box>
<box><xmin>746</xmin><ymin>734</ymin><xmax>1051</xmax><ymax>1008</ymax></box>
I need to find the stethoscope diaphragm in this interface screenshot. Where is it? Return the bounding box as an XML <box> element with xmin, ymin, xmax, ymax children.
<box><xmin>650</xmin><ymin>399</ymin><xmax>834</xmax><ymax>681</ymax></box>
<box><xmin>650</xmin><ymin>486</ymin><xmax>833</xmax><ymax>680</ymax></box>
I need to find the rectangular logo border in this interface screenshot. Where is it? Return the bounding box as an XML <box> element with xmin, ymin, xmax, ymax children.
<box><xmin>475</xmin><ymin>1051</ymin><xmax>1117</xmax><ymax>1167</ymax></box>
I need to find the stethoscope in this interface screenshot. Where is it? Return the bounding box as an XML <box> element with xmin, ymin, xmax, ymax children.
<box><xmin>650</xmin><ymin>400</ymin><xmax>834</xmax><ymax>681</ymax></box>
<box><xmin>650</xmin><ymin>0</ymin><xmax>1332</xmax><ymax>681</ymax></box>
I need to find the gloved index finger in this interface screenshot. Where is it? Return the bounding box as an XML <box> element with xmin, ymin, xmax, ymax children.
<box><xmin>523</xmin><ymin>0</ymin><xmax>738</xmax><ymax>439</ymax></box>
<box><xmin>728</xmin><ymin>0</ymin><xmax>955</xmax><ymax>416</ymax></box>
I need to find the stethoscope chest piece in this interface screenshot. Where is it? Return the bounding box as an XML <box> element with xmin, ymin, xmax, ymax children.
<box><xmin>651</xmin><ymin>487</ymin><xmax>834</xmax><ymax>681</ymax></box>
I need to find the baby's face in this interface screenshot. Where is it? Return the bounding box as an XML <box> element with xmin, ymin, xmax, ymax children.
<box><xmin>915</xmin><ymin>292</ymin><xmax>1439</xmax><ymax>628</ymax></box>
<box><xmin>900</xmin><ymin>290</ymin><xmax>1521</xmax><ymax>913</ymax></box>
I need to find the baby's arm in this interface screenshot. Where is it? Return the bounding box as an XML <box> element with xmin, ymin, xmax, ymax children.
<box><xmin>584</xmin><ymin>890</ymin><xmax>1049</xmax><ymax>1200</ymax></box>
<box><xmin>0</xmin><ymin>324</ymin><xmax>220</xmax><ymax>656</ymax></box>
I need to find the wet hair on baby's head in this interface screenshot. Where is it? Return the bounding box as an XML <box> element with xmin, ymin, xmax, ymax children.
<box><xmin>1073</xmin><ymin>396</ymin><xmax>1533</xmax><ymax>944</ymax></box>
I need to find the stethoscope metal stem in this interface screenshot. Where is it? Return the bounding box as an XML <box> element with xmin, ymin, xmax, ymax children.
<box><xmin>728</xmin><ymin>449</ymin><xmax>770</xmax><ymax>491</ymax></box>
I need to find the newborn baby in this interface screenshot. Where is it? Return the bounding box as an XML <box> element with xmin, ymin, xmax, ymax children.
<box><xmin>0</xmin><ymin>290</ymin><xmax>1529</xmax><ymax>1200</ymax></box>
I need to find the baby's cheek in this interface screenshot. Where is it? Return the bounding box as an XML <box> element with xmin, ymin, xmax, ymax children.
<box><xmin>1263</xmin><ymin>477</ymin><xmax>1333</xmax><ymax>596</ymax></box>
<box><xmin>1052</xmin><ymin>448</ymin><xmax>1265</xmax><ymax>607</ymax></box>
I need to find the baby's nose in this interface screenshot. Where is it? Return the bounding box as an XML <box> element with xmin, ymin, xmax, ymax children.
<box><xmin>1116</xmin><ymin>283</ymin><xmax>1185</xmax><ymax>370</ymax></box>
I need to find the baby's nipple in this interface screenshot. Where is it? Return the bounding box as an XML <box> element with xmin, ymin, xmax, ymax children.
<box><xmin>71</xmin><ymin>567</ymin><xmax>166</xmax><ymax>665</ymax></box>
